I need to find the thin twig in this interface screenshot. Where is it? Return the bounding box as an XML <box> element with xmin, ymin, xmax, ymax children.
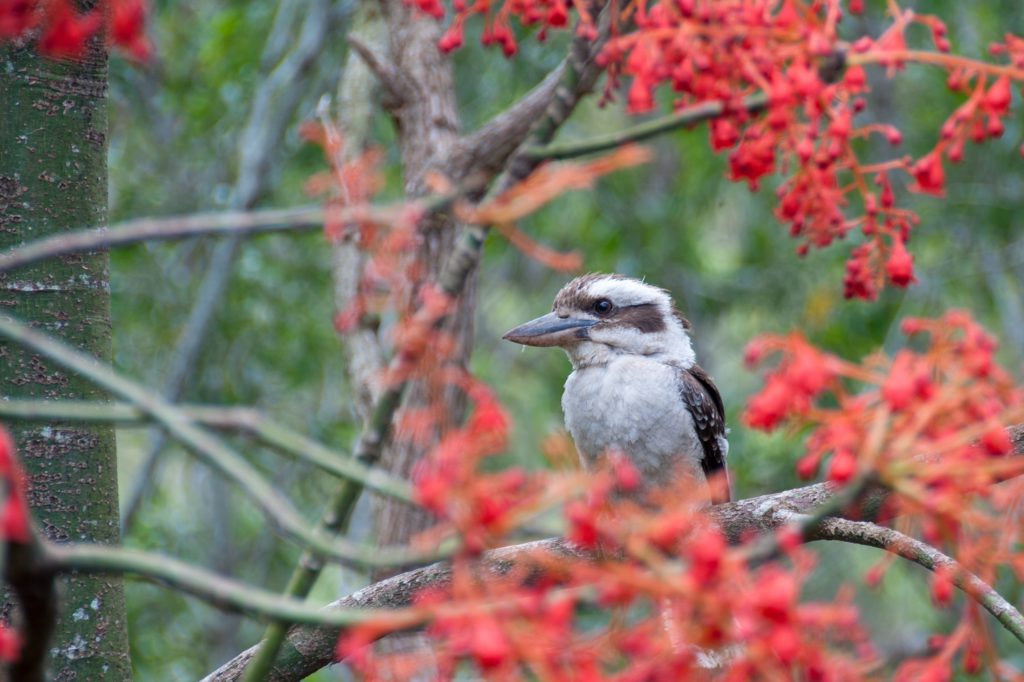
<box><xmin>0</xmin><ymin>399</ymin><xmax>415</xmax><ymax>502</ymax></box>
<box><xmin>0</xmin><ymin>314</ymin><xmax>438</xmax><ymax>570</ymax></box>
<box><xmin>525</xmin><ymin>92</ymin><xmax>770</xmax><ymax>161</ymax></box>
<box><xmin>242</xmin><ymin>11</ymin><xmax>394</xmax><ymax>677</ymax></box>
<box><xmin>41</xmin><ymin>543</ymin><xmax>418</xmax><ymax>628</ymax></box>
<box><xmin>0</xmin><ymin>205</ymin><xmax>325</xmax><ymax>274</ymax></box>
<box><xmin>810</xmin><ymin>517</ymin><xmax>1024</xmax><ymax>645</ymax></box>
<box><xmin>120</xmin><ymin>235</ymin><xmax>243</xmax><ymax>534</ymax></box>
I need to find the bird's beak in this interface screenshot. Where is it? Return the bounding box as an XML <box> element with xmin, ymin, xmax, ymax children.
<box><xmin>502</xmin><ymin>312</ymin><xmax>597</xmax><ymax>347</ymax></box>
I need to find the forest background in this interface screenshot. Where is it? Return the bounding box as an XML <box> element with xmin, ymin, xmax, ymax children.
<box><xmin>3</xmin><ymin>0</ymin><xmax>1024</xmax><ymax>679</ymax></box>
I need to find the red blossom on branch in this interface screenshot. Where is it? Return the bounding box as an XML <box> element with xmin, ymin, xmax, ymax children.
<box><xmin>0</xmin><ymin>0</ymin><xmax>152</xmax><ymax>60</ymax></box>
<box><xmin>407</xmin><ymin>0</ymin><xmax>1024</xmax><ymax>299</ymax></box>
<box><xmin>743</xmin><ymin>312</ymin><xmax>1024</xmax><ymax>673</ymax></box>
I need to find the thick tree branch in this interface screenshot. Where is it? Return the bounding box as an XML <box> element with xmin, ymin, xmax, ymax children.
<box><xmin>193</xmin><ymin>478</ymin><xmax>893</xmax><ymax>680</ymax></box>
<box><xmin>449</xmin><ymin>63</ymin><xmax>568</xmax><ymax>182</ymax></box>
<box><xmin>204</xmin><ymin>424</ymin><xmax>1024</xmax><ymax>679</ymax></box>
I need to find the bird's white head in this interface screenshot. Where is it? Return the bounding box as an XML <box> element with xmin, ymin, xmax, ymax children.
<box><xmin>503</xmin><ymin>273</ymin><xmax>696</xmax><ymax>369</ymax></box>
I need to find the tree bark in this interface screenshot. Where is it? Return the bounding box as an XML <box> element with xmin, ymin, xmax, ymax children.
<box><xmin>371</xmin><ymin>0</ymin><xmax>475</xmax><ymax>575</ymax></box>
<box><xmin>0</xmin><ymin>32</ymin><xmax>130</xmax><ymax>681</ymax></box>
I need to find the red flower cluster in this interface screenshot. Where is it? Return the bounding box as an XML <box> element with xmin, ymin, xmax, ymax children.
<box><xmin>603</xmin><ymin>0</ymin><xmax>1004</xmax><ymax>300</ymax></box>
<box><xmin>341</xmin><ymin>468</ymin><xmax>877</xmax><ymax>680</ymax></box>
<box><xmin>0</xmin><ymin>0</ymin><xmax>152</xmax><ymax>60</ymax></box>
<box><xmin>411</xmin><ymin>376</ymin><xmax>536</xmax><ymax>554</ymax></box>
<box><xmin>743</xmin><ymin>313</ymin><xmax>1024</xmax><ymax>676</ymax></box>
<box><xmin>742</xmin><ymin>333</ymin><xmax>840</xmax><ymax>431</ymax></box>
<box><xmin>744</xmin><ymin>311</ymin><xmax>1021</xmax><ymax>492</ymax></box>
<box><xmin>409</xmin><ymin>0</ymin><xmax>1024</xmax><ymax>300</ymax></box>
<box><xmin>425</xmin><ymin>0</ymin><xmax>584</xmax><ymax>57</ymax></box>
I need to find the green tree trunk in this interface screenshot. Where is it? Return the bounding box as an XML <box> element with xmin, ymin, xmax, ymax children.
<box><xmin>0</xmin><ymin>34</ymin><xmax>131</xmax><ymax>681</ymax></box>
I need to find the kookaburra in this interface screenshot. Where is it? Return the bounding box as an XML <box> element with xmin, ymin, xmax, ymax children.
<box><xmin>503</xmin><ymin>273</ymin><xmax>730</xmax><ymax>505</ymax></box>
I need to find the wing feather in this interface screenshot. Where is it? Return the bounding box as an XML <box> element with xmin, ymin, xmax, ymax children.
<box><xmin>677</xmin><ymin>365</ymin><xmax>730</xmax><ymax>504</ymax></box>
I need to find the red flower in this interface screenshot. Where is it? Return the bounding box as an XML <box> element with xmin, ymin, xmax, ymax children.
<box><xmin>911</xmin><ymin>153</ymin><xmax>946</xmax><ymax>196</ymax></box>
<box><xmin>882</xmin><ymin>351</ymin><xmax>928</xmax><ymax>411</ymax></box>
<box><xmin>827</xmin><ymin>449</ymin><xmax>857</xmax><ymax>484</ymax></box>
<box><xmin>980</xmin><ymin>427</ymin><xmax>1012</xmax><ymax>455</ymax></box>
<box><xmin>0</xmin><ymin>0</ymin><xmax>39</xmax><ymax>39</ymax></box>
<box><xmin>0</xmin><ymin>626</ymin><xmax>20</xmax><ymax>664</ymax></box>
<box><xmin>885</xmin><ymin>237</ymin><xmax>916</xmax><ymax>287</ymax></box>
<box><xmin>110</xmin><ymin>0</ymin><xmax>151</xmax><ymax>60</ymax></box>
<box><xmin>438</xmin><ymin>23</ymin><xmax>464</xmax><ymax>53</ymax></box>
<box><xmin>753</xmin><ymin>568</ymin><xmax>797</xmax><ymax>624</ymax></box>
<box><xmin>743</xmin><ymin>374</ymin><xmax>791</xmax><ymax>431</ymax></box>
<box><xmin>930</xmin><ymin>566</ymin><xmax>954</xmax><ymax>606</ymax></box>
<box><xmin>565</xmin><ymin>500</ymin><xmax>599</xmax><ymax>548</ymax></box>
<box><xmin>984</xmin><ymin>76</ymin><xmax>1012</xmax><ymax>116</ymax></box>
<box><xmin>471</xmin><ymin>618</ymin><xmax>510</xmax><ymax>669</ymax></box>
<box><xmin>38</xmin><ymin>1</ymin><xmax>101</xmax><ymax>58</ymax></box>
<box><xmin>710</xmin><ymin>117</ymin><xmax>739</xmax><ymax>151</ymax></box>
<box><xmin>688</xmin><ymin>527</ymin><xmax>726</xmax><ymax>585</ymax></box>
<box><xmin>0</xmin><ymin>493</ymin><xmax>30</xmax><ymax>544</ymax></box>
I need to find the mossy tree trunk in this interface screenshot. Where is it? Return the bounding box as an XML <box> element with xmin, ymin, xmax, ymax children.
<box><xmin>0</xmin><ymin>31</ymin><xmax>131</xmax><ymax>682</ymax></box>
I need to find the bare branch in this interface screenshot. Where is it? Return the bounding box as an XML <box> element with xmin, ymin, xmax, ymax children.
<box><xmin>0</xmin><ymin>314</ymin><xmax>437</xmax><ymax>570</ymax></box>
<box><xmin>347</xmin><ymin>32</ymin><xmax>413</xmax><ymax>102</ymax></box>
<box><xmin>0</xmin><ymin>196</ymin><xmax>465</xmax><ymax>275</ymax></box>
<box><xmin>41</xmin><ymin>543</ymin><xmax>413</xmax><ymax>628</ymax></box>
<box><xmin>0</xmin><ymin>399</ymin><xmax>415</xmax><ymax>503</ymax></box>
<box><xmin>526</xmin><ymin>91</ymin><xmax>770</xmax><ymax>161</ymax></box>
<box><xmin>0</xmin><ymin>205</ymin><xmax>323</xmax><ymax>274</ymax></box>
<box><xmin>809</xmin><ymin>517</ymin><xmax>1024</xmax><ymax>645</ymax></box>
<box><xmin>450</xmin><ymin>63</ymin><xmax>567</xmax><ymax>182</ymax></box>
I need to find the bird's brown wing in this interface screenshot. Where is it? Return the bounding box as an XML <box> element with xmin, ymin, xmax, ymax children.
<box><xmin>678</xmin><ymin>365</ymin><xmax>731</xmax><ymax>504</ymax></box>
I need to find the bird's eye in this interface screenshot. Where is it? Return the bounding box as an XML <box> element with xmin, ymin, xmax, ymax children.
<box><xmin>593</xmin><ymin>298</ymin><xmax>614</xmax><ymax>315</ymax></box>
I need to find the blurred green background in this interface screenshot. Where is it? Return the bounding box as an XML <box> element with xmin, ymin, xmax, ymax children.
<box><xmin>107</xmin><ymin>0</ymin><xmax>1024</xmax><ymax>678</ymax></box>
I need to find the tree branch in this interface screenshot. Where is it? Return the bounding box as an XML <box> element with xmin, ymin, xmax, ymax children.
<box><xmin>0</xmin><ymin>194</ymin><xmax>463</xmax><ymax>276</ymax></box>
<box><xmin>40</xmin><ymin>543</ymin><xmax>417</xmax><ymax>628</ymax></box>
<box><xmin>449</xmin><ymin>62</ymin><xmax>568</xmax><ymax>182</ymax></box>
<box><xmin>204</xmin><ymin>423</ymin><xmax>1024</xmax><ymax>679</ymax></box>
<box><xmin>347</xmin><ymin>32</ymin><xmax>413</xmax><ymax>102</ymax></box>
<box><xmin>525</xmin><ymin>91</ymin><xmax>770</xmax><ymax>161</ymax></box>
<box><xmin>5</xmin><ymin>539</ymin><xmax>56</xmax><ymax>682</ymax></box>
<box><xmin>194</xmin><ymin>477</ymin><xmax>893</xmax><ymax>680</ymax></box>
<box><xmin>0</xmin><ymin>399</ymin><xmax>415</xmax><ymax>503</ymax></box>
<box><xmin>0</xmin><ymin>315</ymin><xmax>436</xmax><ymax>570</ymax></box>
<box><xmin>809</xmin><ymin>516</ymin><xmax>1024</xmax><ymax>645</ymax></box>
<box><xmin>0</xmin><ymin>205</ymin><xmax>323</xmax><ymax>274</ymax></box>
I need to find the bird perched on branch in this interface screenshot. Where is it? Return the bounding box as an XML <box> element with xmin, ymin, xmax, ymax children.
<box><xmin>504</xmin><ymin>273</ymin><xmax>730</xmax><ymax>505</ymax></box>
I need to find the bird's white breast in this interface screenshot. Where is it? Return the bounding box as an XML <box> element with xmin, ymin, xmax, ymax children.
<box><xmin>562</xmin><ymin>356</ymin><xmax>704</xmax><ymax>481</ymax></box>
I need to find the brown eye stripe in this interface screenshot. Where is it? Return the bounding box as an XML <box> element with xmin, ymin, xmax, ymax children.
<box><xmin>609</xmin><ymin>303</ymin><xmax>666</xmax><ymax>333</ymax></box>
